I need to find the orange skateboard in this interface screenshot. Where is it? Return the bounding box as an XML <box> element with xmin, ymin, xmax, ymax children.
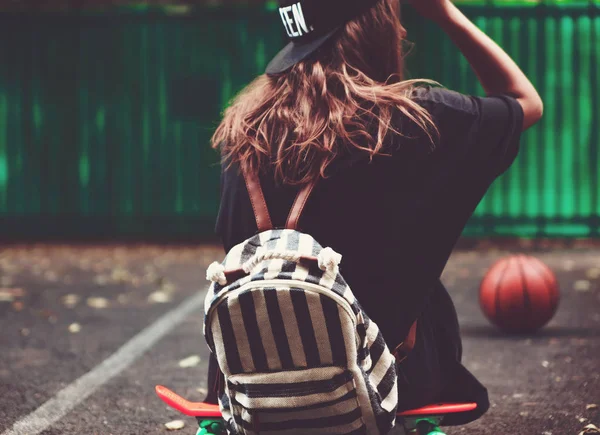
<box><xmin>156</xmin><ymin>385</ymin><xmax>477</xmax><ymax>435</ymax></box>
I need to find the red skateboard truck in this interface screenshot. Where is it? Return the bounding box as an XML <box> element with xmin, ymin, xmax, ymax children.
<box><xmin>156</xmin><ymin>385</ymin><xmax>477</xmax><ymax>435</ymax></box>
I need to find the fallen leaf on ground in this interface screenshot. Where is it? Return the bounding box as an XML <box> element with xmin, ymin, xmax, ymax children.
<box><xmin>587</xmin><ymin>404</ymin><xmax>598</xmax><ymax>410</ymax></box>
<box><xmin>148</xmin><ymin>291</ymin><xmax>171</xmax><ymax>304</ymax></box>
<box><xmin>43</xmin><ymin>271</ymin><xmax>58</xmax><ymax>282</ymax></box>
<box><xmin>541</xmin><ymin>360</ymin><xmax>550</xmax><ymax>368</ymax></box>
<box><xmin>111</xmin><ymin>267</ymin><xmax>132</xmax><ymax>283</ymax></box>
<box><xmin>62</xmin><ymin>294</ymin><xmax>80</xmax><ymax>308</ymax></box>
<box><xmin>575</xmin><ymin>280</ymin><xmax>592</xmax><ymax>292</ymax></box>
<box><xmin>87</xmin><ymin>297</ymin><xmax>109</xmax><ymax>309</ymax></box>
<box><xmin>0</xmin><ymin>288</ymin><xmax>25</xmax><ymax>302</ymax></box>
<box><xmin>68</xmin><ymin>323</ymin><xmax>81</xmax><ymax>333</ymax></box>
<box><xmin>178</xmin><ymin>355</ymin><xmax>201</xmax><ymax>368</ymax></box>
<box><xmin>586</xmin><ymin>268</ymin><xmax>600</xmax><ymax>279</ymax></box>
<box><xmin>165</xmin><ymin>420</ymin><xmax>185</xmax><ymax>430</ymax></box>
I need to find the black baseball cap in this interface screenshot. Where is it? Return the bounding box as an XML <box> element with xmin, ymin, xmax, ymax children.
<box><xmin>265</xmin><ymin>0</ymin><xmax>380</xmax><ymax>75</ymax></box>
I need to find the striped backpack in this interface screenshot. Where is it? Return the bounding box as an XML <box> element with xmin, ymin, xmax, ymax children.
<box><xmin>203</xmin><ymin>171</ymin><xmax>402</xmax><ymax>435</ymax></box>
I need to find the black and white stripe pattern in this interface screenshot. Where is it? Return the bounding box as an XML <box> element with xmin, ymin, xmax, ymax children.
<box><xmin>204</xmin><ymin>229</ymin><xmax>398</xmax><ymax>434</ymax></box>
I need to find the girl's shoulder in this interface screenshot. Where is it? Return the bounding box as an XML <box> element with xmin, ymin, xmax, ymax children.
<box><xmin>409</xmin><ymin>85</ymin><xmax>524</xmax><ymax>124</ymax></box>
<box><xmin>409</xmin><ymin>85</ymin><xmax>481</xmax><ymax>118</ymax></box>
<box><xmin>402</xmin><ymin>85</ymin><xmax>525</xmax><ymax>178</ymax></box>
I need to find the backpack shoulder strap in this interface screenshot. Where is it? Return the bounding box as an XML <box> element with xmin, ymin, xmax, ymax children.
<box><xmin>243</xmin><ymin>169</ymin><xmax>274</xmax><ymax>232</ymax></box>
<box><xmin>242</xmin><ymin>169</ymin><xmax>317</xmax><ymax>231</ymax></box>
<box><xmin>285</xmin><ymin>180</ymin><xmax>317</xmax><ymax>230</ymax></box>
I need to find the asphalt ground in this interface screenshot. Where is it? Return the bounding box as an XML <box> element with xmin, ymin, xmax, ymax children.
<box><xmin>0</xmin><ymin>241</ymin><xmax>598</xmax><ymax>435</ymax></box>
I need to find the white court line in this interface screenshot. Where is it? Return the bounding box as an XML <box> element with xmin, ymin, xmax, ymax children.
<box><xmin>2</xmin><ymin>289</ymin><xmax>207</xmax><ymax>435</ymax></box>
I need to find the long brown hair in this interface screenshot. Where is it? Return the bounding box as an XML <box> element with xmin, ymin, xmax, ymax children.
<box><xmin>211</xmin><ymin>0</ymin><xmax>437</xmax><ymax>185</ymax></box>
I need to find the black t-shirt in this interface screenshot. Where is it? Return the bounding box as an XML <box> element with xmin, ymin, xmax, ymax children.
<box><xmin>213</xmin><ymin>87</ymin><xmax>524</xmax><ymax>421</ymax></box>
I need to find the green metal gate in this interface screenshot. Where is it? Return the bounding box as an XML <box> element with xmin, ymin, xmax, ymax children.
<box><xmin>0</xmin><ymin>3</ymin><xmax>598</xmax><ymax>239</ymax></box>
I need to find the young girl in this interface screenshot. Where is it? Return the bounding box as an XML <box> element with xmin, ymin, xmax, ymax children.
<box><xmin>206</xmin><ymin>0</ymin><xmax>543</xmax><ymax>427</ymax></box>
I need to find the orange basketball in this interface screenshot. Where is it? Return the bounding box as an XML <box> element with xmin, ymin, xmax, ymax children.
<box><xmin>479</xmin><ymin>255</ymin><xmax>560</xmax><ymax>333</ymax></box>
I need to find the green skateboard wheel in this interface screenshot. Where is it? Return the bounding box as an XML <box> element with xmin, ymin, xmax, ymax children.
<box><xmin>196</xmin><ymin>419</ymin><xmax>225</xmax><ymax>435</ymax></box>
<box><xmin>416</xmin><ymin>418</ymin><xmax>446</xmax><ymax>435</ymax></box>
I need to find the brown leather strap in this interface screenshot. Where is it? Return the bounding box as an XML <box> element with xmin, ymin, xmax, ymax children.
<box><xmin>242</xmin><ymin>167</ymin><xmax>317</xmax><ymax>233</ymax></box>
<box><xmin>286</xmin><ymin>180</ymin><xmax>317</xmax><ymax>230</ymax></box>
<box><xmin>243</xmin><ymin>170</ymin><xmax>273</xmax><ymax>232</ymax></box>
<box><xmin>393</xmin><ymin>320</ymin><xmax>418</xmax><ymax>364</ymax></box>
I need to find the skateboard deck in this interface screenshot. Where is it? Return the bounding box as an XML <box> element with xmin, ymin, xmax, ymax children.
<box><xmin>155</xmin><ymin>385</ymin><xmax>477</xmax><ymax>418</ymax></box>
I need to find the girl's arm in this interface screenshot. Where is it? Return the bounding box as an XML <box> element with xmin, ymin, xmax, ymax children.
<box><xmin>408</xmin><ymin>0</ymin><xmax>543</xmax><ymax>130</ymax></box>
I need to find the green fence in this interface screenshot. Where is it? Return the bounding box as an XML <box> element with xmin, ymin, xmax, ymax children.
<box><xmin>0</xmin><ymin>3</ymin><xmax>598</xmax><ymax>240</ymax></box>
